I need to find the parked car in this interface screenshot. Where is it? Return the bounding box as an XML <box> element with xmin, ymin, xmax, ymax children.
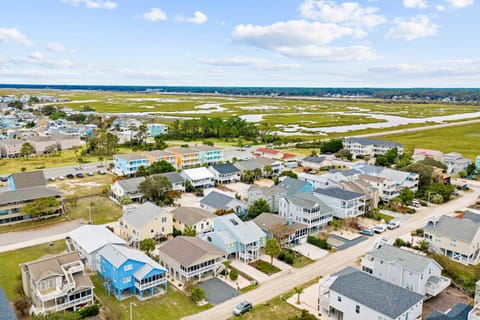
<box><xmin>87</xmin><ymin>172</ymin><xmax>94</xmax><ymax>176</ymax></box>
<box><xmin>374</xmin><ymin>224</ymin><xmax>387</xmax><ymax>233</ymax></box>
<box><xmin>244</xmin><ymin>144</ymin><xmax>251</xmax><ymax>148</ymax></box>
<box><xmin>58</xmin><ymin>176</ymin><xmax>65</xmax><ymax>180</ymax></box>
<box><xmin>48</xmin><ymin>177</ymin><xmax>56</xmax><ymax>182</ymax></box>
<box><xmin>76</xmin><ymin>173</ymin><xmax>84</xmax><ymax>178</ymax></box>
<box><xmin>233</xmin><ymin>301</ymin><xmax>252</xmax><ymax>316</ymax></box>
<box><xmin>387</xmin><ymin>221</ymin><xmax>400</xmax><ymax>230</ymax></box>
<box><xmin>412</xmin><ymin>199</ymin><xmax>421</xmax><ymax>207</ymax></box>
<box><xmin>266</xmin><ymin>143</ymin><xmax>274</xmax><ymax>147</ymax></box>
<box><xmin>98</xmin><ymin>169</ymin><xmax>106</xmax><ymax>175</ymax></box>
<box><xmin>359</xmin><ymin>228</ymin><xmax>374</xmax><ymax>236</ymax></box>
<box><xmin>66</xmin><ymin>173</ymin><xmax>74</xmax><ymax>179</ymax></box>
<box><xmin>0</xmin><ymin>176</ymin><xmax>8</xmax><ymax>182</ymax></box>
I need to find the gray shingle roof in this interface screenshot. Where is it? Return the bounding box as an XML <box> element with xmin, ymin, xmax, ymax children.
<box><xmin>122</xmin><ymin>202</ymin><xmax>170</xmax><ymax>229</ymax></box>
<box><xmin>424</xmin><ymin>215</ymin><xmax>480</xmax><ymax>243</ymax></box>
<box><xmin>11</xmin><ymin>170</ymin><xmax>46</xmax><ymax>189</ymax></box>
<box><xmin>329</xmin><ymin>267</ymin><xmax>423</xmax><ymax>319</ymax></box>
<box><xmin>210</xmin><ymin>163</ymin><xmax>240</xmax><ymax>175</ymax></box>
<box><xmin>171</xmin><ymin>207</ymin><xmax>216</xmax><ymax>226</ymax></box>
<box><xmin>142</xmin><ymin>150</ymin><xmax>174</xmax><ymax>158</ymax></box>
<box><xmin>277</xmin><ymin>177</ymin><xmax>310</xmax><ymax>196</ymax></box>
<box><xmin>345</xmin><ymin>137</ymin><xmax>403</xmax><ymax>148</ymax></box>
<box><xmin>158</xmin><ymin>236</ymin><xmax>226</xmax><ymax>267</ymax></box>
<box><xmin>160</xmin><ymin>172</ymin><xmax>185</xmax><ymax>185</ymax></box>
<box><xmin>249</xmin><ymin>185</ymin><xmax>286</xmax><ymax>197</ymax></box>
<box><xmin>0</xmin><ymin>186</ymin><xmax>62</xmax><ymax>206</ymax></box>
<box><xmin>463</xmin><ymin>211</ymin><xmax>480</xmax><ymax>224</ymax></box>
<box><xmin>314</xmin><ymin>187</ymin><xmax>365</xmax><ymax>201</ymax></box>
<box><xmin>253</xmin><ymin>212</ymin><xmax>308</xmax><ymax>235</ymax></box>
<box><xmin>200</xmin><ymin>191</ymin><xmax>245</xmax><ymax>210</ymax></box>
<box><xmin>302</xmin><ymin>156</ymin><xmax>326</xmax><ymax>164</ymax></box>
<box><xmin>116</xmin><ymin>176</ymin><xmax>145</xmax><ymax>192</ymax></box>
<box><xmin>114</xmin><ymin>153</ymin><xmax>148</xmax><ymax>161</ymax></box>
<box><xmin>426</xmin><ymin>303</ymin><xmax>473</xmax><ymax>320</ymax></box>
<box><xmin>367</xmin><ymin>244</ymin><xmax>440</xmax><ymax>273</ymax></box>
<box><xmin>285</xmin><ymin>193</ymin><xmax>333</xmax><ymax>211</ymax></box>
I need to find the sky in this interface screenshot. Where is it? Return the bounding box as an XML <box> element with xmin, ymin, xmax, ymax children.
<box><xmin>0</xmin><ymin>0</ymin><xmax>479</xmax><ymax>87</ymax></box>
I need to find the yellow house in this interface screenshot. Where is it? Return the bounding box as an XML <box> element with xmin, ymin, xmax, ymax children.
<box><xmin>119</xmin><ymin>202</ymin><xmax>173</xmax><ymax>245</ymax></box>
<box><xmin>165</xmin><ymin>147</ymin><xmax>201</xmax><ymax>169</ymax></box>
<box><xmin>171</xmin><ymin>206</ymin><xmax>216</xmax><ymax>234</ymax></box>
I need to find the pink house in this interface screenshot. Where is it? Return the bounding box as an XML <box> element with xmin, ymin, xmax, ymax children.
<box><xmin>413</xmin><ymin>148</ymin><xmax>443</xmax><ymax>162</ymax></box>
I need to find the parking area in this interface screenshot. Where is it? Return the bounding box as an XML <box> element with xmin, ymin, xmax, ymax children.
<box><xmin>223</xmin><ymin>182</ymin><xmax>251</xmax><ymax>199</ymax></box>
<box><xmin>293</xmin><ymin>243</ymin><xmax>329</xmax><ymax>260</ymax></box>
<box><xmin>198</xmin><ymin>278</ymin><xmax>239</xmax><ymax>305</ymax></box>
<box><xmin>327</xmin><ymin>233</ymin><xmax>367</xmax><ymax>250</ymax></box>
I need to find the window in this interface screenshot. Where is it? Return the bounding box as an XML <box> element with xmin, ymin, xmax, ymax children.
<box><xmin>355</xmin><ymin>305</ymin><xmax>360</xmax><ymax>314</ymax></box>
<box><xmin>151</xmin><ymin>229</ymin><xmax>154</xmax><ymax>233</ymax></box>
<box><xmin>337</xmin><ymin>296</ymin><xmax>342</xmax><ymax>302</ymax></box>
<box><xmin>161</xmin><ymin>217</ymin><xmax>167</xmax><ymax>223</ymax></box>
<box><xmin>41</xmin><ymin>281</ymin><xmax>46</xmax><ymax>290</ymax></box>
<box><xmin>48</xmin><ymin>279</ymin><xmax>54</xmax><ymax>288</ymax></box>
<box><xmin>124</xmin><ymin>264</ymin><xmax>132</xmax><ymax>271</ymax></box>
<box><xmin>123</xmin><ymin>277</ymin><xmax>130</xmax><ymax>284</ymax></box>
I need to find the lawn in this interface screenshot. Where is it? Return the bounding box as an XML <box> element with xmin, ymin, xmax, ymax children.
<box><xmin>378</xmin><ymin>122</ymin><xmax>480</xmax><ymax>160</ymax></box>
<box><xmin>250</xmin><ymin>260</ymin><xmax>281</xmax><ymax>275</ymax></box>
<box><xmin>65</xmin><ymin>196</ymin><xmax>123</xmax><ymax>225</ymax></box>
<box><xmin>91</xmin><ymin>277</ymin><xmax>211</xmax><ymax>320</ymax></box>
<box><xmin>228</xmin><ymin>295</ymin><xmax>306</xmax><ymax>320</ymax></box>
<box><xmin>430</xmin><ymin>253</ymin><xmax>479</xmax><ymax>295</ymax></box>
<box><xmin>0</xmin><ymin>240</ymin><xmax>66</xmax><ymax>301</ymax></box>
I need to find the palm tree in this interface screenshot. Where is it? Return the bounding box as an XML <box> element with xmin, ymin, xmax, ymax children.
<box><xmin>222</xmin><ymin>260</ymin><xmax>231</xmax><ymax>277</ymax></box>
<box><xmin>295</xmin><ymin>287</ymin><xmax>303</xmax><ymax>305</ymax></box>
<box><xmin>263</xmin><ymin>165</ymin><xmax>273</xmax><ymax>178</ymax></box>
<box><xmin>253</xmin><ymin>168</ymin><xmax>262</xmax><ymax>180</ymax></box>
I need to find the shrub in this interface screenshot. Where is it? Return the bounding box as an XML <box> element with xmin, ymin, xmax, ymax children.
<box><xmin>278</xmin><ymin>251</ymin><xmax>286</xmax><ymax>261</ymax></box>
<box><xmin>307</xmin><ymin>236</ymin><xmax>332</xmax><ymax>250</ymax></box>
<box><xmin>394</xmin><ymin>238</ymin><xmax>407</xmax><ymax>247</ymax></box>
<box><xmin>190</xmin><ymin>287</ymin><xmax>205</xmax><ymax>302</ymax></box>
<box><xmin>78</xmin><ymin>305</ymin><xmax>100</xmax><ymax>318</ymax></box>
<box><xmin>285</xmin><ymin>254</ymin><xmax>294</xmax><ymax>265</ymax></box>
<box><xmin>229</xmin><ymin>269</ymin><xmax>239</xmax><ymax>281</ymax></box>
<box><xmin>14</xmin><ymin>297</ymin><xmax>30</xmax><ymax>316</ymax></box>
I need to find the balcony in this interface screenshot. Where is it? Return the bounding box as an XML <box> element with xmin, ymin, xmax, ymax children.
<box><xmin>135</xmin><ymin>277</ymin><xmax>167</xmax><ymax>291</ymax></box>
<box><xmin>425</xmin><ymin>275</ymin><xmax>451</xmax><ymax>297</ymax></box>
<box><xmin>32</xmin><ymin>294</ymin><xmax>93</xmax><ymax>314</ymax></box>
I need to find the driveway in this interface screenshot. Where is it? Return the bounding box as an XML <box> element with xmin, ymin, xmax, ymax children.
<box><xmin>327</xmin><ymin>234</ymin><xmax>367</xmax><ymax>250</ymax></box>
<box><xmin>198</xmin><ymin>278</ymin><xmax>239</xmax><ymax>305</ymax></box>
<box><xmin>293</xmin><ymin>243</ymin><xmax>329</xmax><ymax>260</ymax></box>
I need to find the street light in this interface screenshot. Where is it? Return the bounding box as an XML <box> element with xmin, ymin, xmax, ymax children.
<box><xmin>130</xmin><ymin>301</ymin><xmax>137</xmax><ymax>320</ymax></box>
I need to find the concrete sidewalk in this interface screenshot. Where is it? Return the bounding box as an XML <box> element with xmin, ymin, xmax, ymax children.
<box><xmin>230</xmin><ymin>260</ymin><xmax>271</xmax><ymax>283</ymax></box>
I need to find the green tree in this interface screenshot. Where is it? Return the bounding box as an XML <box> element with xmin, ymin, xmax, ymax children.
<box><xmin>183</xmin><ymin>226</ymin><xmax>197</xmax><ymax>237</ymax></box>
<box><xmin>242</xmin><ymin>170</ymin><xmax>255</xmax><ymax>184</ymax></box>
<box><xmin>253</xmin><ymin>168</ymin><xmax>262</xmax><ymax>179</ymax></box>
<box><xmin>335</xmin><ymin>149</ymin><xmax>352</xmax><ymax>161</ymax></box>
<box><xmin>398</xmin><ymin>187</ymin><xmax>415</xmax><ymax>206</ymax></box>
<box><xmin>320</xmin><ymin>139</ymin><xmax>343</xmax><ymax>154</ymax></box>
<box><xmin>279</xmin><ymin>170</ymin><xmax>298</xmax><ymax>179</ymax></box>
<box><xmin>248</xmin><ymin>199</ymin><xmax>271</xmax><ymax>219</ymax></box>
<box><xmin>417</xmin><ymin>239</ymin><xmax>431</xmax><ymax>253</ymax></box>
<box><xmin>20</xmin><ymin>197</ymin><xmax>61</xmax><ymax>218</ymax></box>
<box><xmin>134</xmin><ymin>165</ymin><xmax>149</xmax><ymax>177</ymax></box>
<box><xmin>229</xmin><ymin>269</ymin><xmax>238</xmax><ymax>281</ymax></box>
<box><xmin>139</xmin><ymin>238</ymin><xmax>156</xmax><ymax>256</ymax></box>
<box><xmin>20</xmin><ymin>142</ymin><xmax>34</xmax><ymax>157</ymax></box>
<box><xmin>190</xmin><ymin>287</ymin><xmax>205</xmax><ymax>302</ymax></box>
<box><xmin>222</xmin><ymin>260</ymin><xmax>231</xmax><ymax>277</ymax></box>
<box><xmin>295</xmin><ymin>287</ymin><xmax>304</xmax><ymax>304</ymax></box>
<box><xmin>426</xmin><ymin>183</ymin><xmax>456</xmax><ymax>203</ymax></box>
<box><xmin>139</xmin><ymin>175</ymin><xmax>172</xmax><ymax>202</ymax></box>
<box><xmin>263</xmin><ymin>165</ymin><xmax>273</xmax><ymax>178</ymax></box>
<box><xmin>149</xmin><ymin>160</ymin><xmax>176</xmax><ymax>175</ymax></box>
<box><xmin>289</xmin><ymin>310</ymin><xmax>317</xmax><ymax>320</ymax></box>
<box><xmin>264</xmin><ymin>238</ymin><xmax>281</xmax><ymax>265</ymax></box>
<box><xmin>404</xmin><ymin>163</ymin><xmax>434</xmax><ymax>189</ymax></box>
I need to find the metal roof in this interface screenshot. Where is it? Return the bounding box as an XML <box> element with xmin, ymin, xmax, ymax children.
<box><xmin>122</xmin><ymin>202</ymin><xmax>170</xmax><ymax>229</ymax></box>
<box><xmin>182</xmin><ymin>167</ymin><xmax>214</xmax><ymax>180</ymax></box>
<box><xmin>214</xmin><ymin>214</ymin><xmax>266</xmax><ymax>245</ymax></box>
<box><xmin>285</xmin><ymin>193</ymin><xmax>333</xmax><ymax>211</ymax></box>
<box><xmin>67</xmin><ymin>225</ymin><xmax>126</xmax><ymax>254</ymax></box>
<box><xmin>329</xmin><ymin>267</ymin><xmax>423</xmax><ymax>319</ymax></box>
<box><xmin>302</xmin><ymin>156</ymin><xmax>326</xmax><ymax>164</ymax></box>
<box><xmin>98</xmin><ymin>244</ymin><xmax>166</xmax><ymax>271</ymax></box>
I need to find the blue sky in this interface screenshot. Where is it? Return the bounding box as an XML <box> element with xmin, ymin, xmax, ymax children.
<box><xmin>0</xmin><ymin>0</ymin><xmax>478</xmax><ymax>87</ymax></box>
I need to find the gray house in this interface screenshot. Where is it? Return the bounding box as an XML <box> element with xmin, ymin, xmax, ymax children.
<box><xmin>200</xmin><ymin>191</ymin><xmax>248</xmax><ymax>216</ymax></box>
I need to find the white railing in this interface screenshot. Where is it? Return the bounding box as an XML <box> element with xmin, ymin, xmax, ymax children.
<box><xmin>179</xmin><ymin>261</ymin><xmax>224</xmax><ymax>278</ymax></box>
<box><xmin>33</xmin><ymin>294</ymin><xmax>93</xmax><ymax>314</ymax></box>
<box><xmin>425</xmin><ymin>276</ymin><xmax>451</xmax><ymax>297</ymax></box>
<box><xmin>135</xmin><ymin>278</ymin><xmax>167</xmax><ymax>291</ymax></box>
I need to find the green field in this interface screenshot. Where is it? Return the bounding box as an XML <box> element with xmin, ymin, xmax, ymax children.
<box><xmin>378</xmin><ymin>122</ymin><xmax>480</xmax><ymax>160</ymax></box>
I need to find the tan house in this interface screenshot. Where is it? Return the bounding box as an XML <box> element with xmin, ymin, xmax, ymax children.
<box><xmin>119</xmin><ymin>202</ymin><xmax>173</xmax><ymax>245</ymax></box>
<box><xmin>171</xmin><ymin>206</ymin><xmax>216</xmax><ymax>234</ymax></box>
<box><xmin>424</xmin><ymin>215</ymin><xmax>480</xmax><ymax>265</ymax></box>
<box><xmin>0</xmin><ymin>138</ymin><xmax>24</xmax><ymax>158</ymax></box>
<box><xmin>21</xmin><ymin>252</ymin><xmax>94</xmax><ymax>315</ymax></box>
<box><xmin>53</xmin><ymin>134</ymin><xmax>84</xmax><ymax>151</ymax></box>
<box><xmin>25</xmin><ymin>136</ymin><xmax>58</xmax><ymax>154</ymax></box>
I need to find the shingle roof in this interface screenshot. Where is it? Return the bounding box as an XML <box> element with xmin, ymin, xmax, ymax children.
<box><xmin>98</xmin><ymin>244</ymin><xmax>166</xmax><ymax>271</ymax></box>
<box><xmin>345</xmin><ymin>137</ymin><xmax>403</xmax><ymax>148</ymax></box>
<box><xmin>122</xmin><ymin>202</ymin><xmax>170</xmax><ymax>229</ymax></box>
<box><xmin>200</xmin><ymin>191</ymin><xmax>245</xmax><ymax>210</ymax></box>
<box><xmin>171</xmin><ymin>207</ymin><xmax>216</xmax><ymax>225</ymax></box>
<box><xmin>167</xmin><ymin>147</ymin><xmax>200</xmax><ymax>154</ymax></box>
<box><xmin>329</xmin><ymin>267</ymin><xmax>423</xmax><ymax>319</ymax></box>
<box><xmin>329</xmin><ymin>168</ymin><xmax>360</xmax><ymax>177</ymax></box>
<box><xmin>249</xmin><ymin>185</ymin><xmax>286</xmax><ymax>197</ymax></box>
<box><xmin>367</xmin><ymin>244</ymin><xmax>440</xmax><ymax>273</ymax></box>
<box><xmin>314</xmin><ymin>187</ymin><xmax>364</xmax><ymax>201</ymax></box>
<box><xmin>253</xmin><ymin>212</ymin><xmax>308</xmax><ymax>235</ymax></box>
<box><xmin>142</xmin><ymin>150</ymin><xmax>174</xmax><ymax>158</ymax></box>
<box><xmin>116</xmin><ymin>176</ymin><xmax>145</xmax><ymax>192</ymax></box>
<box><xmin>67</xmin><ymin>225</ymin><xmax>126</xmax><ymax>254</ymax></box>
<box><xmin>210</xmin><ymin>163</ymin><xmax>240</xmax><ymax>175</ymax></box>
<box><xmin>277</xmin><ymin>177</ymin><xmax>311</xmax><ymax>196</ymax></box>
<box><xmin>0</xmin><ymin>286</ymin><xmax>18</xmax><ymax>320</ymax></box>
<box><xmin>424</xmin><ymin>215</ymin><xmax>480</xmax><ymax>243</ymax></box>
<box><xmin>193</xmin><ymin>145</ymin><xmax>222</xmax><ymax>152</ymax></box>
<box><xmin>114</xmin><ymin>153</ymin><xmax>148</xmax><ymax>161</ymax></box>
<box><xmin>426</xmin><ymin>303</ymin><xmax>473</xmax><ymax>320</ymax></box>
<box><xmin>11</xmin><ymin>170</ymin><xmax>46</xmax><ymax>189</ymax></box>
<box><xmin>285</xmin><ymin>192</ymin><xmax>333</xmax><ymax>211</ymax></box>
<box><xmin>160</xmin><ymin>172</ymin><xmax>185</xmax><ymax>185</ymax></box>
<box><xmin>0</xmin><ymin>138</ymin><xmax>24</xmax><ymax>146</ymax></box>
<box><xmin>463</xmin><ymin>211</ymin><xmax>480</xmax><ymax>224</ymax></box>
<box><xmin>302</xmin><ymin>156</ymin><xmax>326</xmax><ymax>164</ymax></box>
<box><xmin>0</xmin><ymin>186</ymin><xmax>62</xmax><ymax>206</ymax></box>
<box><xmin>158</xmin><ymin>236</ymin><xmax>226</xmax><ymax>267</ymax></box>
<box><xmin>22</xmin><ymin>252</ymin><xmax>88</xmax><ymax>283</ymax></box>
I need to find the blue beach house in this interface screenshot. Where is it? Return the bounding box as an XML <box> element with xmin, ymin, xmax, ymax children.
<box><xmin>113</xmin><ymin>153</ymin><xmax>150</xmax><ymax>176</ymax></box>
<box><xmin>98</xmin><ymin>244</ymin><xmax>167</xmax><ymax>301</ymax></box>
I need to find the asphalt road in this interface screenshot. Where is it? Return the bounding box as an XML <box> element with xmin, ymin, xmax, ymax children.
<box><xmin>183</xmin><ymin>184</ymin><xmax>480</xmax><ymax>320</ymax></box>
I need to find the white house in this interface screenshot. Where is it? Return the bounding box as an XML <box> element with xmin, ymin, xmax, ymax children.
<box><xmin>299</xmin><ymin>156</ymin><xmax>326</xmax><ymax>171</ymax></box>
<box><xmin>208</xmin><ymin>163</ymin><xmax>241</xmax><ymax>184</ymax></box>
<box><xmin>442</xmin><ymin>152</ymin><xmax>472</xmax><ymax>174</ymax></box>
<box><xmin>319</xmin><ymin>267</ymin><xmax>423</xmax><ymax>320</ymax></box>
<box><xmin>361</xmin><ymin>243</ymin><xmax>450</xmax><ymax>297</ymax></box>
<box><xmin>298</xmin><ymin>172</ymin><xmax>338</xmax><ymax>190</ymax></box>
<box><xmin>354</xmin><ymin>164</ymin><xmax>419</xmax><ymax>193</ymax></box>
<box><xmin>180</xmin><ymin>167</ymin><xmax>215</xmax><ymax>189</ymax></box>
<box><xmin>279</xmin><ymin>193</ymin><xmax>334</xmax><ymax>233</ymax></box>
<box><xmin>314</xmin><ymin>188</ymin><xmax>366</xmax><ymax>219</ymax></box>
<box><xmin>343</xmin><ymin>137</ymin><xmax>404</xmax><ymax>158</ymax></box>
<box><xmin>66</xmin><ymin>225</ymin><xmax>126</xmax><ymax>272</ymax></box>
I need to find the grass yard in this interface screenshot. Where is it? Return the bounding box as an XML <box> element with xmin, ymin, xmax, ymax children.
<box><xmin>65</xmin><ymin>196</ymin><xmax>123</xmax><ymax>225</ymax></box>
<box><xmin>91</xmin><ymin>277</ymin><xmax>211</xmax><ymax>320</ymax></box>
<box><xmin>378</xmin><ymin>122</ymin><xmax>480</xmax><ymax>160</ymax></box>
<box><xmin>49</xmin><ymin>174</ymin><xmax>114</xmax><ymax>197</ymax></box>
<box><xmin>250</xmin><ymin>260</ymin><xmax>281</xmax><ymax>275</ymax></box>
<box><xmin>0</xmin><ymin>240</ymin><xmax>66</xmax><ymax>301</ymax></box>
<box><xmin>430</xmin><ymin>253</ymin><xmax>479</xmax><ymax>295</ymax></box>
<box><xmin>228</xmin><ymin>295</ymin><xmax>306</xmax><ymax>320</ymax></box>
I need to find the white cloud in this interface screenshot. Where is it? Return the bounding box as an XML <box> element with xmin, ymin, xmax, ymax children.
<box><xmin>196</xmin><ymin>56</ymin><xmax>299</xmax><ymax>70</ymax></box>
<box><xmin>232</xmin><ymin>20</ymin><xmax>364</xmax><ymax>49</ymax></box>
<box><xmin>447</xmin><ymin>0</ymin><xmax>474</xmax><ymax>8</ymax></box>
<box><xmin>277</xmin><ymin>45</ymin><xmax>380</xmax><ymax>62</ymax></box>
<box><xmin>436</xmin><ymin>4</ymin><xmax>446</xmax><ymax>10</ymax></box>
<box><xmin>46</xmin><ymin>42</ymin><xmax>69</xmax><ymax>53</ymax></box>
<box><xmin>299</xmin><ymin>0</ymin><xmax>386</xmax><ymax>28</ymax></box>
<box><xmin>386</xmin><ymin>15</ymin><xmax>438</xmax><ymax>41</ymax></box>
<box><xmin>28</xmin><ymin>51</ymin><xmax>44</xmax><ymax>60</ymax></box>
<box><xmin>11</xmin><ymin>52</ymin><xmax>75</xmax><ymax>68</ymax></box>
<box><xmin>403</xmin><ymin>0</ymin><xmax>428</xmax><ymax>8</ymax></box>
<box><xmin>143</xmin><ymin>8</ymin><xmax>167</xmax><ymax>22</ymax></box>
<box><xmin>177</xmin><ymin>11</ymin><xmax>208</xmax><ymax>25</ymax></box>
<box><xmin>370</xmin><ymin>59</ymin><xmax>480</xmax><ymax>77</ymax></box>
<box><xmin>0</xmin><ymin>28</ymin><xmax>32</xmax><ymax>46</ymax></box>
<box><xmin>61</xmin><ymin>0</ymin><xmax>117</xmax><ymax>10</ymax></box>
